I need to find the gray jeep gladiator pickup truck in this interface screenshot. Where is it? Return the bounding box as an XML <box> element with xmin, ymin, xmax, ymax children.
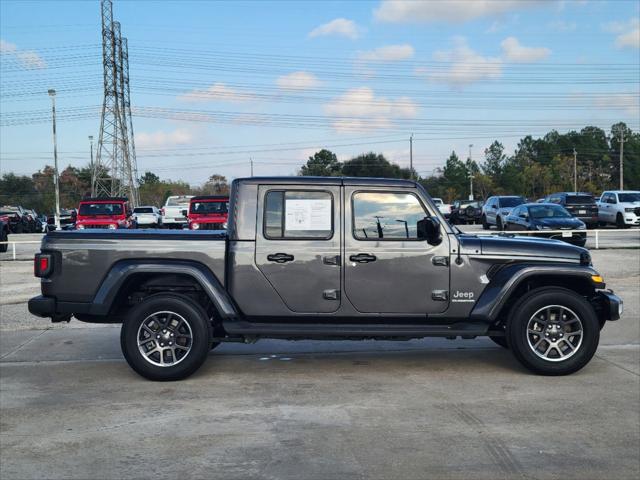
<box><xmin>29</xmin><ymin>177</ymin><xmax>622</xmax><ymax>380</ymax></box>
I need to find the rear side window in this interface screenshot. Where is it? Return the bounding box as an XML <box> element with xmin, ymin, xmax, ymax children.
<box><xmin>353</xmin><ymin>192</ymin><xmax>428</xmax><ymax>240</ymax></box>
<box><xmin>264</xmin><ymin>190</ymin><xmax>333</xmax><ymax>239</ymax></box>
<box><xmin>134</xmin><ymin>207</ymin><xmax>154</xmax><ymax>213</ymax></box>
<box><xmin>566</xmin><ymin>195</ymin><xmax>594</xmax><ymax>205</ymax></box>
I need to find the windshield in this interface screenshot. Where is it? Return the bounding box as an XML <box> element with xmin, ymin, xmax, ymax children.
<box><xmin>499</xmin><ymin>197</ymin><xmax>524</xmax><ymax>208</ymax></box>
<box><xmin>618</xmin><ymin>193</ymin><xmax>640</xmax><ymax>202</ymax></box>
<box><xmin>166</xmin><ymin>196</ymin><xmax>192</xmax><ymax>206</ymax></box>
<box><xmin>566</xmin><ymin>195</ymin><xmax>594</xmax><ymax>205</ymax></box>
<box><xmin>134</xmin><ymin>207</ymin><xmax>154</xmax><ymax>214</ymax></box>
<box><xmin>79</xmin><ymin>202</ymin><xmax>123</xmax><ymax>216</ymax></box>
<box><xmin>530</xmin><ymin>205</ymin><xmax>571</xmax><ymax>219</ymax></box>
<box><xmin>190</xmin><ymin>201</ymin><xmax>228</xmax><ymax>214</ymax></box>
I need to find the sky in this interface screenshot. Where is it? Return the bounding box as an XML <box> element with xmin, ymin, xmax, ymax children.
<box><xmin>1</xmin><ymin>0</ymin><xmax>639</xmax><ymax>185</ymax></box>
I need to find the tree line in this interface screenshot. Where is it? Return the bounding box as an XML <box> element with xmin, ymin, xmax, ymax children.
<box><xmin>0</xmin><ymin>122</ymin><xmax>637</xmax><ymax>212</ymax></box>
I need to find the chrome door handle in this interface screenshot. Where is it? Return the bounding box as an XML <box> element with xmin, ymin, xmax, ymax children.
<box><xmin>267</xmin><ymin>253</ymin><xmax>294</xmax><ymax>263</ymax></box>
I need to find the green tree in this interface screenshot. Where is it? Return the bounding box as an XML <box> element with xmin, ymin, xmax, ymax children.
<box><xmin>300</xmin><ymin>149</ymin><xmax>342</xmax><ymax>176</ymax></box>
<box><xmin>341</xmin><ymin>152</ymin><xmax>412</xmax><ymax>178</ymax></box>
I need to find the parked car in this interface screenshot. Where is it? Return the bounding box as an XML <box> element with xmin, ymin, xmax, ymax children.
<box><xmin>0</xmin><ymin>215</ymin><xmax>9</xmax><ymax>252</ymax></box>
<box><xmin>449</xmin><ymin>199</ymin><xmax>483</xmax><ymax>225</ymax></box>
<box><xmin>161</xmin><ymin>195</ymin><xmax>193</xmax><ymax>229</ymax></box>
<box><xmin>187</xmin><ymin>196</ymin><xmax>229</xmax><ymax>230</ymax></box>
<box><xmin>597</xmin><ymin>190</ymin><xmax>640</xmax><ymax>228</ymax></box>
<box><xmin>47</xmin><ymin>209</ymin><xmax>78</xmax><ymax>232</ymax></box>
<box><xmin>504</xmin><ymin>203</ymin><xmax>587</xmax><ymax>247</ymax></box>
<box><xmin>431</xmin><ymin>197</ymin><xmax>452</xmax><ymax>219</ymax></box>
<box><xmin>481</xmin><ymin>196</ymin><xmax>526</xmax><ymax>230</ymax></box>
<box><xmin>29</xmin><ymin>176</ymin><xmax>621</xmax><ymax>381</ymax></box>
<box><xmin>132</xmin><ymin>206</ymin><xmax>162</xmax><ymax>228</ymax></box>
<box><xmin>76</xmin><ymin>198</ymin><xmax>133</xmax><ymax>230</ymax></box>
<box><xmin>545</xmin><ymin>192</ymin><xmax>599</xmax><ymax>228</ymax></box>
<box><xmin>25</xmin><ymin>209</ymin><xmax>42</xmax><ymax>233</ymax></box>
<box><xmin>0</xmin><ymin>206</ymin><xmax>29</xmax><ymax>233</ymax></box>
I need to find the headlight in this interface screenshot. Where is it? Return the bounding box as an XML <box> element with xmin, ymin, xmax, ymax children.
<box><xmin>578</xmin><ymin>222</ymin><xmax>586</xmax><ymax>229</ymax></box>
<box><xmin>191</xmin><ymin>223</ymin><xmax>200</xmax><ymax>230</ymax></box>
<box><xmin>77</xmin><ymin>224</ymin><xmax>84</xmax><ymax>230</ymax></box>
<box><xmin>108</xmin><ymin>224</ymin><xmax>117</xmax><ymax>230</ymax></box>
<box><xmin>535</xmin><ymin>225</ymin><xmax>551</xmax><ymax>230</ymax></box>
<box><xmin>222</xmin><ymin>222</ymin><xmax>228</xmax><ymax>229</ymax></box>
<box><xmin>625</xmin><ymin>208</ymin><xmax>635</xmax><ymax>213</ymax></box>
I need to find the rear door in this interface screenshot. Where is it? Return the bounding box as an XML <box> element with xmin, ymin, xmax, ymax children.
<box><xmin>255</xmin><ymin>184</ymin><xmax>341</xmax><ymax>313</ymax></box>
<box><xmin>343</xmin><ymin>187</ymin><xmax>450</xmax><ymax>314</ymax></box>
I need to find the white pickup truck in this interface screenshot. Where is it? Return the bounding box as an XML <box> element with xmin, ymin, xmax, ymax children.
<box><xmin>161</xmin><ymin>195</ymin><xmax>193</xmax><ymax>229</ymax></box>
<box><xmin>432</xmin><ymin>198</ymin><xmax>452</xmax><ymax>218</ymax></box>
<box><xmin>597</xmin><ymin>190</ymin><xmax>640</xmax><ymax>228</ymax></box>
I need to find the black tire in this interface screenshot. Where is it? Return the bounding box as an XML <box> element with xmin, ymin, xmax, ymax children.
<box><xmin>0</xmin><ymin>229</ymin><xmax>7</xmax><ymax>252</ymax></box>
<box><xmin>507</xmin><ymin>287</ymin><xmax>600</xmax><ymax>376</ymax></box>
<box><xmin>121</xmin><ymin>294</ymin><xmax>212</xmax><ymax>381</ymax></box>
<box><xmin>496</xmin><ymin>216</ymin><xmax>504</xmax><ymax>231</ymax></box>
<box><xmin>489</xmin><ymin>335</ymin><xmax>509</xmax><ymax>349</ymax></box>
<box><xmin>616</xmin><ymin>213</ymin><xmax>628</xmax><ymax>229</ymax></box>
<box><xmin>481</xmin><ymin>215</ymin><xmax>489</xmax><ymax>230</ymax></box>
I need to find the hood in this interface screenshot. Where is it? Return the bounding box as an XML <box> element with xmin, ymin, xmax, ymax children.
<box><xmin>460</xmin><ymin>234</ymin><xmax>587</xmax><ymax>263</ymax></box>
<box><xmin>533</xmin><ymin>217</ymin><xmax>584</xmax><ymax>228</ymax></box>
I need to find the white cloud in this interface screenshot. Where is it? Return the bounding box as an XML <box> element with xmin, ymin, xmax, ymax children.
<box><xmin>616</xmin><ymin>28</ymin><xmax>640</xmax><ymax>49</ymax></box>
<box><xmin>374</xmin><ymin>0</ymin><xmax>551</xmax><ymax>23</ymax></box>
<box><xmin>179</xmin><ymin>82</ymin><xmax>253</xmax><ymax>103</ymax></box>
<box><xmin>276</xmin><ymin>71</ymin><xmax>321</xmax><ymax>90</ymax></box>
<box><xmin>308</xmin><ymin>18</ymin><xmax>360</xmax><ymax>39</ymax></box>
<box><xmin>0</xmin><ymin>39</ymin><xmax>46</xmax><ymax>69</ymax></box>
<box><xmin>602</xmin><ymin>18</ymin><xmax>639</xmax><ymax>48</ymax></box>
<box><xmin>136</xmin><ymin>129</ymin><xmax>195</xmax><ymax>149</ymax></box>
<box><xmin>417</xmin><ymin>37</ymin><xmax>502</xmax><ymax>87</ymax></box>
<box><xmin>592</xmin><ymin>93</ymin><xmax>640</xmax><ymax>116</ymax></box>
<box><xmin>324</xmin><ymin>87</ymin><xmax>417</xmax><ymax>132</ymax></box>
<box><xmin>357</xmin><ymin>44</ymin><xmax>415</xmax><ymax>61</ymax></box>
<box><xmin>501</xmin><ymin>37</ymin><xmax>551</xmax><ymax>62</ymax></box>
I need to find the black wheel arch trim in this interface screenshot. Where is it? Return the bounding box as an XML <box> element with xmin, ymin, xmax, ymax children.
<box><xmin>90</xmin><ymin>259</ymin><xmax>240</xmax><ymax>319</ymax></box>
<box><xmin>470</xmin><ymin>263</ymin><xmax>599</xmax><ymax>322</ymax></box>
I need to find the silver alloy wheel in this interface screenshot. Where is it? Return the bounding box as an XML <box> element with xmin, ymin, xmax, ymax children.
<box><xmin>526</xmin><ymin>305</ymin><xmax>583</xmax><ymax>362</ymax></box>
<box><xmin>137</xmin><ymin>311</ymin><xmax>193</xmax><ymax>367</ymax></box>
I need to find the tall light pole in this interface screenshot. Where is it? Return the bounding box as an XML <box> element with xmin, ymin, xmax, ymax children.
<box><xmin>573</xmin><ymin>148</ymin><xmax>577</xmax><ymax>192</ymax></box>
<box><xmin>89</xmin><ymin>135</ymin><xmax>95</xmax><ymax>196</ymax></box>
<box><xmin>48</xmin><ymin>89</ymin><xmax>61</xmax><ymax>230</ymax></box>
<box><xmin>468</xmin><ymin>144</ymin><xmax>474</xmax><ymax>201</ymax></box>
<box><xmin>619</xmin><ymin>132</ymin><xmax>625</xmax><ymax>190</ymax></box>
<box><xmin>409</xmin><ymin>134</ymin><xmax>414</xmax><ymax>180</ymax></box>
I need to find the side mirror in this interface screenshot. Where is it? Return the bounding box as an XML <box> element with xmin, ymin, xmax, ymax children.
<box><xmin>417</xmin><ymin>217</ymin><xmax>442</xmax><ymax>245</ymax></box>
<box><xmin>182</xmin><ymin>209</ymin><xmax>188</xmax><ymax>217</ymax></box>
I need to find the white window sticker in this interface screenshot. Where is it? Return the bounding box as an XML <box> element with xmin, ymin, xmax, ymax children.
<box><xmin>285</xmin><ymin>199</ymin><xmax>331</xmax><ymax>231</ymax></box>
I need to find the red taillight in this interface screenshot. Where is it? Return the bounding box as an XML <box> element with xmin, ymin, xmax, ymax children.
<box><xmin>34</xmin><ymin>253</ymin><xmax>52</xmax><ymax>278</ymax></box>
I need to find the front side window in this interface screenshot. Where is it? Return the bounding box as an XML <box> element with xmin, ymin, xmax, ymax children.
<box><xmin>264</xmin><ymin>190</ymin><xmax>332</xmax><ymax>239</ymax></box>
<box><xmin>353</xmin><ymin>192</ymin><xmax>428</xmax><ymax>240</ymax></box>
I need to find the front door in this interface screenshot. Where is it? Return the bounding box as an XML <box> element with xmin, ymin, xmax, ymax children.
<box><xmin>255</xmin><ymin>185</ymin><xmax>341</xmax><ymax>313</ymax></box>
<box><xmin>343</xmin><ymin>187</ymin><xmax>450</xmax><ymax>314</ymax></box>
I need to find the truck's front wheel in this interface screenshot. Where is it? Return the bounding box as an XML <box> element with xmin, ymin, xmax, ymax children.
<box><xmin>121</xmin><ymin>294</ymin><xmax>212</xmax><ymax>381</ymax></box>
<box><xmin>507</xmin><ymin>287</ymin><xmax>599</xmax><ymax>376</ymax></box>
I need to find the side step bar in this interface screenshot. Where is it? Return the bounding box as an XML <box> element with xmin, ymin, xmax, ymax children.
<box><xmin>222</xmin><ymin>320</ymin><xmax>490</xmax><ymax>339</ymax></box>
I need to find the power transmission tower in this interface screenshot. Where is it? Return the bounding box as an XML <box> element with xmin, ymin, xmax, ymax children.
<box><xmin>94</xmin><ymin>0</ymin><xmax>139</xmax><ymax>205</ymax></box>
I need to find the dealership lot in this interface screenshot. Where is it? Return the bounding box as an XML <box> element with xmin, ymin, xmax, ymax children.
<box><xmin>0</xmin><ymin>245</ymin><xmax>638</xmax><ymax>479</ymax></box>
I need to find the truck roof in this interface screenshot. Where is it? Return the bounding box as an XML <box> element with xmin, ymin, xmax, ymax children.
<box><xmin>191</xmin><ymin>195</ymin><xmax>229</xmax><ymax>202</ymax></box>
<box><xmin>80</xmin><ymin>197</ymin><xmax>128</xmax><ymax>202</ymax></box>
<box><xmin>234</xmin><ymin>176</ymin><xmax>417</xmax><ymax>188</ymax></box>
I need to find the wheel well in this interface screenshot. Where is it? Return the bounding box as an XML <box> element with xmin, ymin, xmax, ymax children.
<box><xmin>493</xmin><ymin>275</ymin><xmax>595</xmax><ymax>326</ymax></box>
<box><xmin>110</xmin><ymin>273</ymin><xmax>219</xmax><ymax>324</ymax></box>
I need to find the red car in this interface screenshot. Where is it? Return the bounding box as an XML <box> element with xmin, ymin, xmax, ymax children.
<box><xmin>76</xmin><ymin>197</ymin><xmax>133</xmax><ymax>230</ymax></box>
<box><xmin>187</xmin><ymin>196</ymin><xmax>229</xmax><ymax>230</ymax></box>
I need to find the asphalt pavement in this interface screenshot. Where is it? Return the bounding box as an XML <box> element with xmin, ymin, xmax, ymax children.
<box><xmin>0</xmin><ymin>244</ymin><xmax>638</xmax><ymax>479</ymax></box>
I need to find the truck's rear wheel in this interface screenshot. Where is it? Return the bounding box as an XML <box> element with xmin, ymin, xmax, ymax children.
<box><xmin>121</xmin><ymin>294</ymin><xmax>212</xmax><ymax>381</ymax></box>
<box><xmin>507</xmin><ymin>288</ymin><xmax>599</xmax><ymax>376</ymax></box>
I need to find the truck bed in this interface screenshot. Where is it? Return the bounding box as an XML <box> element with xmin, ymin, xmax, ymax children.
<box><xmin>40</xmin><ymin>230</ymin><xmax>226</xmax><ymax>303</ymax></box>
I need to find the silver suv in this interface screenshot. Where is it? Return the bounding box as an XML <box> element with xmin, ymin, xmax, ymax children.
<box><xmin>482</xmin><ymin>196</ymin><xmax>526</xmax><ymax>230</ymax></box>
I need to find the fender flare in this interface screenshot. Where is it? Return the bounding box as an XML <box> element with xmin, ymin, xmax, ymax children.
<box><xmin>89</xmin><ymin>260</ymin><xmax>239</xmax><ymax>319</ymax></box>
<box><xmin>470</xmin><ymin>263</ymin><xmax>598</xmax><ymax>322</ymax></box>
